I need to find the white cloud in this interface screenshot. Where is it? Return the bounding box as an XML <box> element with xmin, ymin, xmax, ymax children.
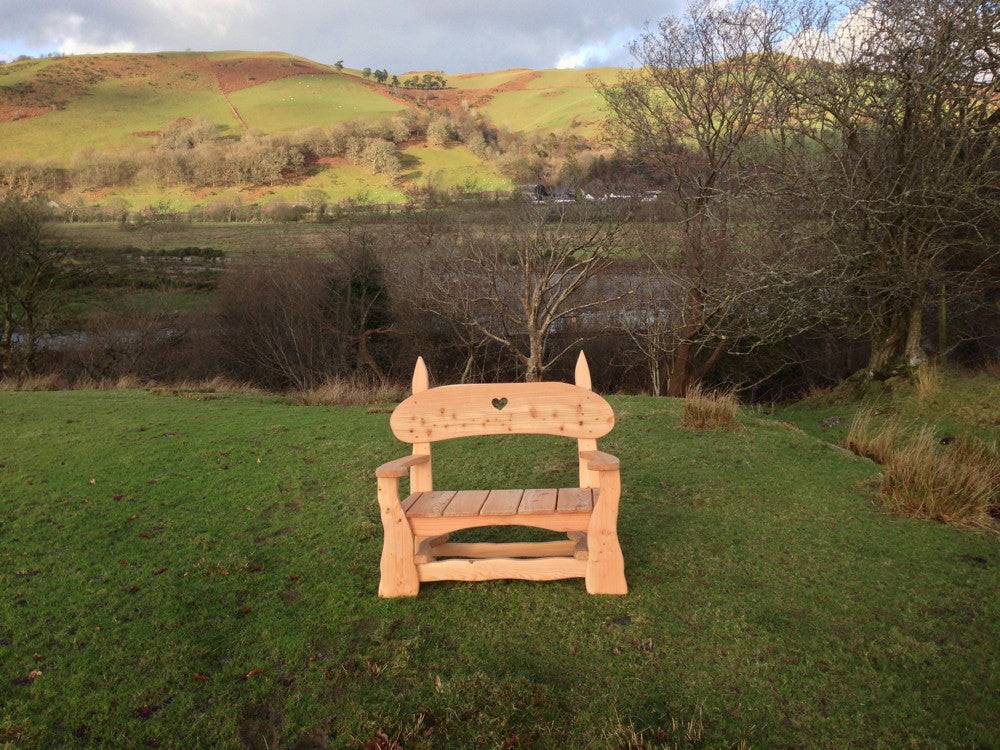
<box><xmin>555</xmin><ymin>28</ymin><xmax>636</xmax><ymax>69</ymax></box>
<box><xmin>58</xmin><ymin>37</ymin><xmax>137</xmax><ymax>54</ymax></box>
<box><xmin>37</xmin><ymin>12</ymin><xmax>136</xmax><ymax>55</ymax></box>
<box><xmin>0</xmin><ymin>1</ymin><xmax>684</xmax><ymax>71</ymax></box>
<box><xmin>781</xmin><ymin>4</ymin><xmax>878</xmax><ymax>63</ymax></box>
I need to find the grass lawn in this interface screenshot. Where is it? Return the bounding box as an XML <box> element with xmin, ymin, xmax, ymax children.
<box><xmin>1</xmin><ymin>389</ymin><xmax>997</xmax><ymax>747</ymax></box>
<box><xmin>771</xmin><ymin>369</ymin><xmax>1000</xmax><ymax>445</ymax></box>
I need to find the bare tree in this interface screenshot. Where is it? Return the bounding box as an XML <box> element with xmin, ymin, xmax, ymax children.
<box><xmin>415</xmin><ymin>203</ymin><xmax>629</xmax><ymax>382</ymax></box>
<box><xmin>777</xmin><ymin>0</ymin><xmax>1000</xmax><ymax>375</ymax></box>
<box><xmin>601</xmin><ymin>0</ymin><xmax>808</xmax><ymax>395</ymax></box>
<box><xmin>0</xmin><ymin>198</ymin><xmax>64</xmax><ymax>379</ymax></box>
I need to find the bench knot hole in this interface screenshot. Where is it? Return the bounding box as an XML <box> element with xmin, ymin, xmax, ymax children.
<box><xmin>491</xmin><ymin>397</ymin><xmax>508</xmax><ymax>411</ymax></box>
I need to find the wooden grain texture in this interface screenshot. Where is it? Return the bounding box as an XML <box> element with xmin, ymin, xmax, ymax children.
<box><xmin>377</xmin><ymin>476</ymin><xmax>419</xmax><ymax>597</ymax></box>
<box><xmin>433</xmin><ymin>540</ymin><xmax>576</xmax><ymax>558</ymax></box>
<box><xmin>406</xmin><ymin>491</ymin><xmax>457</xmax><ymax>517</ymax></box>
<box><xmin>375</xmin><ymin>453</ymin><xmax>430</xmax><ymax>478</ymax></box>
<box><xmin>480</xmin><ymin>489</ymin><xmax>523</xmax><ymax>515</ymax></box>
<box><xmin>401</xmin><ymin>492</ymin><xmax>423</xmax><ymax>512</ymax></box>
<box><xmin>409</xmin><ymin>511</ymin><xmax>590</xmax><ymax>537</ymax></box>
<box><xmin>418</xmin><ymin>557</ymin><xmax>587</xmax><ymax>582</ymax></box>
<box><xmin>574</xmin><ymin>350</ymin><xmax>592</xmax><ymax>390</ymax></box>
<box><xmin>519</xmin><ymin>488</ymin><xmax>557</xmax><ymax>514</ymax></box>
<box><xmin>390</xmin><ymin>382</ymin><xmax>614</xmax><ymax>442</ymax></box>
<box><xmin>585</xmin><ymin>469</ymin><xmax>627</xmax><ymax>595</ymax></box>
<box><xmin>557</xmin><ymin>488</ymin><xmax>594</xmax><ymax>512</ymax></box>
<box><xmin>409</xmin><ymin>358</ymin><xmax>434</xmax><ymax>492</ymax></box>
<box><xmin>575</xmin><ymin>353</ymin><xmax>598</xmax><ymax>487</ymax></box>
<box><xmin>442</xmin><ymin>489</ymin><xmax>489</xmax><ymax>516</ymax></box>
<box><xmin>410</xmin><ymin>442</ymin><xmax>433</xmax><ymax>493</ymax></box>
<box><xmin>577</xmin><ymin>437</ymin><xmax>598</xmax><ymax>488</ymax></box>
<box><xmin>411</xmin><ymin>356</ymin><xmax>429</xmax><ymax>393</ymax></box>
<box><xmin>580</xmin><ymin>450</ymin><xmax>620</xmax><ymax>472</ymax></box>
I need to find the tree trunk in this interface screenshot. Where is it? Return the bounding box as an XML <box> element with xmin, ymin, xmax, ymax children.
<box><xmin>936</xmin><ymin>285</ymin><xmax>947</xmax><ymax>363</ymax></box>
<box><xmin>904</xmin><ymin>298</ymin><xmax>925</xmax><ymax>367</ymax></box>
<box><xmin>666</xmin><ymin>341</ymin><xmax>693</xmax><ymax>397</ymax></box>
<box><xmin>867</xmin><ymin>297</ymin><xmax>926</xmax><ymax>375</ymax></box>
<box><xmin>867</xmin><ymin>310</ymin><xmax>906</xmax><ymax>374</ymax></box>
<box><xmin>525</xmin><ymin>333</ymin><xmax>544</xmax><ymax>382</ymax></box>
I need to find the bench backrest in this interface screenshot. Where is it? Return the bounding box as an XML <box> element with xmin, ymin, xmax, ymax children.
<box><xmin>390</xmin><ymin>353</ymin><xmax>613</xmax><ymax>491</ymax></box>
<box><xmin>390</xmin><ymin>353</ymin><xmax>614</xmax><ymax>443</ymax></box>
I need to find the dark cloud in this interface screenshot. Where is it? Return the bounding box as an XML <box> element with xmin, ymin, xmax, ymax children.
<box><xmin>0</xmin><ymin>0</ymin><xmax>683</xmax><ymax>70</ymax></box>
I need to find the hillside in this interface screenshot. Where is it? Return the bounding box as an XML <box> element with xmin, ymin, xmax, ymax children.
<box><xmin>0</xmin><ymin>387</ymin><xmax>997</xmax><ymax>746</ymax></box>
<box><xmin>0</xmin><ymin>51</ymin><xmax>616</xmax><ymax>209</ymax></box>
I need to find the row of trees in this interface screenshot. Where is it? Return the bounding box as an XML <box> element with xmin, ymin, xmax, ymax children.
<box><xmin>360</xmin><ymin>67</ymin><xmax>447</xmax><ymax>89</ymax></box>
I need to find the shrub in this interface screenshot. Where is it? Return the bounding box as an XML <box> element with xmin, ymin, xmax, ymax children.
<box><xmin>159</xmin><ymin>117</ymin><xmax>219</xmax><ymax>150</ymax></box>
<box><xmin>345</xmin><ymin>137</ymin><xmax>402</xmax><ymax>176</ymax></box>
<box><xmin>426</xmin><ymin>117</ymin><xmax>457</xmax><ymax>148</ymax></box>
<box><xmin>681</xmin><ymin>384</ymin><xmax>741</xmax><ymax>430</ymax></box>
<box><xmin>880</xmin><ymin>429</ymin><xmax>998</xmax><ymax>527</ymax></box>
<box><xmin>842</xmin><ymin>408</ymin><xmax>903</xmax><ymax>464</ymax></box>
<box><xmin>72</xmin><ymin>149</ymin><xmax>143</xmax><ymax>188</ymax></box>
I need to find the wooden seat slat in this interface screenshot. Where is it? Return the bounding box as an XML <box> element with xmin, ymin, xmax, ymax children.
<box><xmin>443</xmin><ymin>489</ymin><xmax>490</xmax><ymax>517</ymax></box>
<box><xmin>557</xmin><ymin>488</ymin><xmax>594</xmax><ymax>512</ymax></box>
<box><xmin>401</xmin><ymin>492</ymin><xmax>423</xmax><ymax>512</ymax></box>
<box><xmin>519</xmin><ymin>488</ymin><xmax>557</xmax><ymax>514</ymax></box>
<box><xmin>480</xmin><ymin>489</ymin><xmax>523</xmax><ymax>515</ymax></box>
<box><xmin>405</xmin><ymin>488</ymin><xmax>594</xmax><ymax>519</ymax></box>
<box><xmin>406</xmin><ymin>491</ymin><xmax>457</xmax><ymax>517</ymax></box>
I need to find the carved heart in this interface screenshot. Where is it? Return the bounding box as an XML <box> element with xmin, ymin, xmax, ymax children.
<box><xmin>491</xmin><ymin>397</ymin><xmax>508</xmax><ymax>411</ymax></box>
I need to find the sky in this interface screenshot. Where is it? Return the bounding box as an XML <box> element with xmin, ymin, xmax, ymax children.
<box><xmin>0</xmin><ymin>0</ymin><xmax>685</xmax><ymax>72</ymax></box>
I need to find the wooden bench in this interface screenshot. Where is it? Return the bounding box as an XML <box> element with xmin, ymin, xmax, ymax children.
<box><xmin>374</xmin><ymin>352</ymin><xmax>627</xmax><ymax>597</ymax></box>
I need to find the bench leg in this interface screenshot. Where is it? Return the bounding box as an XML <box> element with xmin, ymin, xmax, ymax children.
<box><xmin>377</xmin><ymin>477</ymin><xmax>419</xmax><ymax>597</ymax></box>
<box><xmin>585</xmin><ymin>470</ymin><xmax>627</xmax><ymax>595</ymax></box>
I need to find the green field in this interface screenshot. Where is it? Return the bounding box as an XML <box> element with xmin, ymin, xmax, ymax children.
<box><xmin>45</xmin><ymin>221</ymin><xmax>341</xmax><ymax>254</ymax></box>
<box><xmin>0</xmin><ymin>51</ymin><xmax>619</xmax><ymax>207</ymax></box>
<box><xmin>400</xmin><ymin>144</ymin><xmax>513</xmax><ymax>192</ymax></box>
<box><xmin>0</xmin><ymin>79</ymin><xmax>240</xmax><ymax>162</ymax></box>
<box><xmin>482</xmin><ymin>68</ymin><xmax>619</xmax><ymax>137</ymax></box>
<box><xmin>447</xmin><ymin>69</ymin><xmax>531</xmax><ymax>90</ymax></box>
<box><xmin>229</xmin><ymin>75</ymin><xmax>405</xmax><ymax>131</ymax></box>
<box><xmin>1</xmin><ymin>381</ymin><xmax>998</xmax><ymax>747</ymax></box>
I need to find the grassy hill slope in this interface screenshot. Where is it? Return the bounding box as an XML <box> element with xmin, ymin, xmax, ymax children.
<box><xmin>0</xmin><ymin>51</ymin><xmax>617</xmax><ymax>208</ymax></box>
<box><xmin>1</xmin><ymin>389</ymin><xmax>997</xmax><ymax>747</ymax></box>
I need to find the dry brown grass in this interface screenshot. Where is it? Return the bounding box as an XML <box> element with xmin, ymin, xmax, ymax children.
<box><xmin>881</xmin><ymin>429</ymin><xmax>999</xmax><ymax>527</ymax></box>
<box><xmin>681</xmin><ymin>384</ymin><xmax>741</xmax><ymax>430</ymax></box>
<box><xmin>148</xmin><ymin>376</ymin><xmax>262</xmax><ymax>397</ymax></box>
<box><xmin>289</xmin><ymin>378</ymin><xmax>406</xmax><ymax>407</ymax></box>
<box><xmin>982</xmin><ymin>360</ymin><xmax>1000</xmax><ymax>378</ymax></box>
<box><xmin>914</xmin><ymin>363</ymin><xmax>943</xmax><ymax>401</ymax></box>
<box><xmin>0</xmin><ymin>373</ymin><xmax>66</xmax><ymax>391</ymax></box>
<box><xmin>843</xmin><ymin>408</ymin><xmax>903</xmax><ymax>465</ymax></box>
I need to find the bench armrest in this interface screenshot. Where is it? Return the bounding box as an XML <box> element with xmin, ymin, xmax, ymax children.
<box><xmin>375</xmin><ymin>454</ymin><xmax>430</xmax><ymax>478</ymax></box>
<box><xmin>580</xmin><ymin>450</ymin><xmax>620</xmax><ymax>472</ymax></box>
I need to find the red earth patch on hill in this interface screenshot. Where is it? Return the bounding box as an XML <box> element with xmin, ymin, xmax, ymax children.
<box><xmin>207</xmin><ymin>57</ymin><xmax>328</xmax><ymax>94</ymax></box>
<box><xmin>385</xmin><ymin>69</ymin><xmax>542</xmax><ymax>114</ymax></box>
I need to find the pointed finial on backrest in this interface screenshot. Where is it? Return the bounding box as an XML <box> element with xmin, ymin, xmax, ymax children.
<box><xmin>412</xmin><ymin>356</ymin><xmax>429</xmax><ymax>394</ymax></box>
<box><xmin>575</xmin><ymin>350</ymin><xmax>592</xmax><ymax>390</ymax></box>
